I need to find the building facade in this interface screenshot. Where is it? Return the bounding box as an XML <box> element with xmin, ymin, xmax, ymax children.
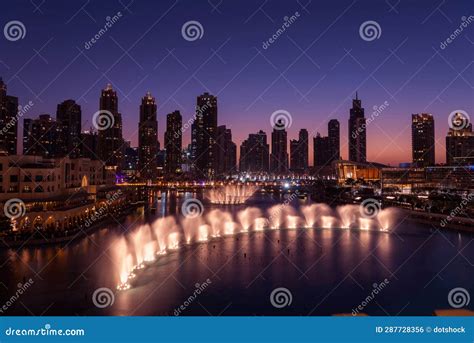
<box><xmin>97</xmin><ymin>84</ymin><xmax>123</xmax><ymax>171</ymax></box>
<box><xmin>446</xmin><ymin>112</ymin><xmax>474</xmax><ymax>165</ymax></box>
<box><xmin>216</xmin><ymin>125</ymin><xmax>237</xmax><ymax>176</ymax></box>
<box><xmin>270</xmin><ymin>121</ymin><xmax>289</xmax><ymax>174</ymax></box>
<box><xmin>164</xmin><ymin>110</ymin><xmax>182</xmax><ymax>176</ymax></box>
<box><xmin>328</xmin><ymin>119</ymin><xmax>340</xmax><ymax>161</ymax></box>
<box><xmin>240</xmin><ymin>130</ymin><xmax>270</xmax><ymax>173</ymax></box>
<box><xmin>412</xmin><ymin>113</ymin><xmax>435</xmax><ymax>167</ymax></box>
<box><xmin>0</xmin><ymin>78</ymin><xmax>18</xmax><ymax>155</ymax></box>
<box><xmin>290</xmin><ymin>129</ymin><xmax>308</xmax><ymax>173</ymax></box>
<box><xmin>138</xmin><ymin>92</ymin><xmax>158</xmax><ymax>181</ymax></box>
<box><xmin>348</xmin><ymin>93</ymin><xmax>366</xmax><ymax>163</ymax></box>
<box><xmin>23</xmin><ymin>114</ymin><xmax>61</xmax><ymax>158</ymax></box>
<box><xmin>191</xmin><ymin>92</ymin><xmax>218</xmax><ymax>178</ymax></box>
<box><xmin>56</xmin><ymin>99</ymin><xmax>82</xmax><ymax>158</ymax></box>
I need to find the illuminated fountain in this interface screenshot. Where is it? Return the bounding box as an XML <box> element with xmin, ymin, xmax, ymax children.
<box><xmin>206</xmin><ymin>185</ymin><xmax>257</xmax><ymax>204</ymax></box>
<box><xmin>114</xmin><ymin>203</ymin><xmax>399</xmax><ymax>291</ymax></box>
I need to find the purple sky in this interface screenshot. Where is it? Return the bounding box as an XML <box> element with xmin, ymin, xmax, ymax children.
<box><xmin>1</xmin><ymin>0</ymin><xmax>473</xmax><ymax>165</ymax></box>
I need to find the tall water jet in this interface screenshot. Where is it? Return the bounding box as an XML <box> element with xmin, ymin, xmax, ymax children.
<box><xmin>198</xmin><ymin>224</ymin><xmax>210</xmax><ymax>242</ymax></box>
<box><xmin>130</xmin><ymin>224</ymin><xmax>152</xmax><ymax>267</ymax></box>
<box><xmin>207</xmin><ymin>209</ymin><xmax>232</xmax><ymax>237</ymax></box>
<box><xmin>168</xmin><ymin>232</ymin><xmax>181</xmax><ymax>249</ymax></box>
<box><xmin>113</xmin><ymin>236</ymin><xmax>130</xmax><ymax>289</ymax></box>
<box><xmin>152</xmin><ymin>216</ymin><xmax>178</xmax><ymax>254</ymax></box>
<box><xmin>337</xmin><ymin>205</ymin><xmax>359</xmax><ymax>229</ymax></box>
<box><xmin>377</xmin><ymin>207</ymin><xmax>398</xmax><ymax>231</ymax></box>
<box><xmin>254</xmin><ymin>217</ymin><xmax>268</xmax><ymax>231</ymax></box>
<box><xmin>267</xmin><ymin>204</ymin><xmax>285</xmax><ymax>229</ymax></box>
<box><xmin>143</xmin><ymin>241</ymin><xmax>157</xmax><ymax>262</ymax></box>
<box><xmin>237</xmin><ymin>207</ymin><xmax>262</xmax><ymax>232</ymax></box>
<box><xmin>206</xmin><ymin>185</ymin><xmax>257</xmax><ymax>204</ymax></box>
<box><xmin>181</xmin><ymin>216</ymin><xmax>204</xmax><ymax>244</ymax></box>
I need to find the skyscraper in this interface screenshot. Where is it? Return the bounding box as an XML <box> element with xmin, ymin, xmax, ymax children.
<box><xmin>56</xmin><ymin>99</ymin><xmax>82</xmax><ymax>158</ymax></box>
<box><xmin>313</xmin><ymin>133</ymin><xmax>331</xmax><ymax>167</ymax></box>
<box><xmin>192</xmin><ymin>92</ymin><xmax>218</xmax><ymax>178</ymax></box>
<box><xmin>412</xmin><ymin>113</ymin><xmax>435</xmax><ymax>167</ymax></box>
<box><xmin>123</xmin><ymin>140</ymin><xmax>139</xmax><ymax>180</ymax></box>
<box><xmin>348</xmin><ymin>93</ymin><xmax>366</xmax><ymax>163</ymax></box>
<box><xmin>138</xmin><ymin>92</ymin><xmax>158</xmax><ymax>181</ymax></box>
<box><xmin>98</xmin><ymin>84</ymin><xmax>123</xmax><ymax>171</ymax></box>
<box><xmin>328</xmin><ymin>119</ymin><xmax>340</xmax><ymax>161</ymax></box>
<box><xmin>290</xmin><ymin>129</ymin><xmax>308</xmax><ymax>172</ymax></box>
<box><xmin>0</xmin><ymin>78</ymin><xmax>18</xmax><ymax>155</ymax></box>
<box><xmin>446</xmin><ymin>112</ymin><xmax>474</xmax><ymax>165</ymax></box>
<box><xmin>313</xmin><ymin>120</ymin><xmax>340</xmax><ymax>167</ymax></box>
<box><xmin>23</xmin><ymin>114</ymin><xmax>61</xmax><ymax>158</ymax></box>
<box><xmin>216</xmin><ymin>125</ymin><xmax>237</xmax><ymax>175</ymax></box>
<box><xmin>80</xmin><ymin>130</ymin><xmax>98</xmax><ymax>160</ymax></box>
<box><xmin>270</xmin><ymin>121</ymin><xmax>289</xmax><ymax>174</ymax></box>
<box><xmin>239</xmin><ymin>130</ymin><xmax>270</xmax><ymax>173</ymax></box>
<box><xmin>164</xmin><ymin>110</ymin><xmax>182</xmax><ymax>176</ymax></box>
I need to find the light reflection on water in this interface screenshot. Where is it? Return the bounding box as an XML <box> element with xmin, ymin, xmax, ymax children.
<box><xmin>0</xmin><ymin>191</ymin><xmax>472</xmax><ymax>316</ymax></box>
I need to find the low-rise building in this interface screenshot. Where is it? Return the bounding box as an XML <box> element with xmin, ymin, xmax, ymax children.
<box><xmin>0</xmin><ymin>155</ymin><xmax>118</xmax><ymax>232</ymax></box>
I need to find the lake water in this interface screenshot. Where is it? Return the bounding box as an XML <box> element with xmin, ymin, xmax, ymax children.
<box><xmin>1</xmin><ymin>191</ymin><xmax>472</xmax><ymax>316</ymax></box>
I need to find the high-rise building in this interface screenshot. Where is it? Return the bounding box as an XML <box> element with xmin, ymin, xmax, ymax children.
<box><xmin>348</xmin><ymin>93</ymin><xmax>366</xmax><ymax>163</ymax></box>
<box><xmin>216</xmin><ymin>125</ymin><xmax>237</xmax><ymax>175</ymax></box>
<box><xmin>239</xmin><ymin>130</ymin><xmax>270</xmax><ymax>173</ymax></box>
<box><xmin>446</xmin><ymin>112</ymin><xmax>474</xmax><ymax>165</ymax></box>
<box><xmin>313</xmin><ymin>120</ymin><xmax>340</xmax><ymax>167</ymax></box>
<box><xmin>23</xmin><ymin>114</ymin><xmax>61</xmax><ymax>158</ymax></box>
<box><xmin>313</xmin><ymin>133</ymin><xmax>330</xmax><ymax>167</ymax></box>
<box><xmin>164</xmin><ymin>110</ymin><xmax>182</xmax><ymax>175</ymax></box>
<box><xmin>328</xmin><ymin>119</ymin><xmax>340</xmax><ymax>161</ymax></box>
<box><xmin>290</xmin><ymin>129</ymin><xmax>308</xmax><ymax>172</ymax></box>
<box><xmin>138</xmin><ymin>92</ymin><xmax>158</xmax><ymax>181</ymax></box>
<box><xmin>191</xmin><ymin>92</ymin><xmax>218</xmax><ymax>178</ymax></box>
<box><xmin>80</xmin><ymin>130</ymin><xmax>98</xmax><ymax>160</ymax></box>
<box><xmin>0</xmin><ymin>78</ymin><xmax>18</xmax><ymax>155</ymax></box>
<box><xmin>123</xmin><ymin>140</ymin><xmax>139</xmax><ymax>180</ymax></box>
<box><xmin>56</xmin><ymin>99</ymin><xmax>82</xmax><ymax>158</ymax></box>
<box><xmin>270</xmin><ymin>121</ymin><xmax>289</xmax><ymax>174</ymax></box>
<box><xmin>97</xmin><ymin>84</ymin><xmax>123</xmax><ymax>171</ymax></box>
<box><xmin>412</xmin><ymin>113</ymin><xmax>435</xmax><ymax>167</ymax></box>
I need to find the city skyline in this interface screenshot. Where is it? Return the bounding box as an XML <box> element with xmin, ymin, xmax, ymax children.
<box><xmin>0</xmin><ymin>0</ymin><xmax>472</xmax><ymax>165</ymax></box>
<box><xmin>3</xmin><ymin>78</ymin><xmax>471</xmax><ymax>171</ymax></box>
<box><xmin>0</xmin><ymin>0</ymin><xmax>473</xmax><ymax>325</ymax></box>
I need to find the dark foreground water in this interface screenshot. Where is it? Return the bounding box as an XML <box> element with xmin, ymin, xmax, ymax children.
<box><xmin>0</xmin><ymin>192</ymin><xmax>472</xmax><ymax>316</ymax></box>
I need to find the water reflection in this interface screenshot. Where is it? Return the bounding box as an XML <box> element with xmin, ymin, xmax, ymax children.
<box><xmin>0</xmin><ymin>191</ymin><xmax>472</xmax><ymax>316</ymax></box>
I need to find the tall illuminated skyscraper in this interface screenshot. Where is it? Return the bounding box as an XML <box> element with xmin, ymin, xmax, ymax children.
<box><xmin>98</xmin><ymin>84</ymin><xmax>123</xmax><ymax>171</ymax></box>
<box><xmin>56</xmin><ymin>99</ymin><xmax>82</xmax><ymax>158</ymax></box>
<box><xmin>290</xmin><ymin>129</ymin><xmax>308</xmax><ymax>172</ymax></box>
<box><xmin>270</xmin><ymin>121</ymin><xmax>289</xmax><ymax>174</ymax></box>
<box><xmin>23</xmin><ymin>114</ymin><xmax>61</xmax><ymax>158</ymax></box>
<box><xmin>192</xmin><ymin>92</ymin><xmax>218</xmax><ymax>178</ymax></box>
<box><xmin>165</xmin><ymin>110</ymin><xmax>182</xmax><ymax>176</ymax></box>
<box><xmin>328</xmin><ymin>119</ymin><xmax>340</xmax><ymax>161</ymax></box>
<box><xmin>239</xmin><ymin>130</ymin><xmax>269</xmax><ymax>173</ymax></box>
<box><xmin>412</xmin><ymin>113</ymin><xmax>435</xmax><ymax>167</ymax></box>
<box><xmin>138</xmin><ymin>92</ymin><xmax>158</xmax><ymax>181</ymax></box>
<box><xmin>445</xmin><ymin>112</ymin><xmax>473</xmax><ymax>165</ymax></box>
<box><xmin>216</xmin><ymin>125</ymin><xmax>237</xmax><ymax>175</ymax></box>
<box><xmin>348</xmin><ymin>93</ymin><xmax>366</xmax><ymax>163</ymax></box>
<box><xmin>0</xmin><ymin>78</ymin><xmax>18</xmax><ymax>155</ymax></box>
